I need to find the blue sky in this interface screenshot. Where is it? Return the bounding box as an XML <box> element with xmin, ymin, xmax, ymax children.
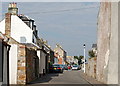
<box><xmin>2</xmin><ymin>2</ymin><xmax>100</xmax><ymax>58</ymax></box>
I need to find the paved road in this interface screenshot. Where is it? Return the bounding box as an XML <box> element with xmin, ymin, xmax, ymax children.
<box><xmin>28</xmin><ymin>70</ymin><xmax>93</xmax><ymax>85</ymax></box>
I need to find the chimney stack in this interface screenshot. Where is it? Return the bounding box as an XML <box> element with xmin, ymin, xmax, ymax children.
<box><xmin>5</xmin><ymin>13</ymin><xmax>11</xmax><ymax>37</ymax></box>
<box><xmin>8</xmin><ymin>2</ymin><xmax>18</xmax><ymax>15</ymax></box>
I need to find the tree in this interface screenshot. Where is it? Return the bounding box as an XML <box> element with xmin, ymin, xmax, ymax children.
<box><xmin>74</xmin><ymin>55</ymin><xmax>84</xmax><ymax>65</ymax></box>
<box><xmin>74</xmin><ymin>56</ymin><xmax>79</xmax><ymax>59</ymax></box>
<box><xmin>78</xmin><ymin>55</ymin><xmax>84</xmax><ymax>65</ymax></box>
<box><xmin>88</xmin><ymin>50</ymin><xmax>95</xmax><ymax>58</ymax></box>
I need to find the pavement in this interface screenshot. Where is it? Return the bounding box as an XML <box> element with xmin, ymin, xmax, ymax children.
<box><xmin>28</xmin><ymin>70</ymin><xmax>108</xmax><ymax>86</ymax></box>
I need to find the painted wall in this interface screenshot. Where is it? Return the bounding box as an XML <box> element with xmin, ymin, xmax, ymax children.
<box><xmin>0</xmin><ymin>19</ymin><xmax>5</xmax><ymax>34</ymax></box>
<box><xmin>9</xmin><ymin>44</ymin><xmax>18</xmax><ymax>84</ymax></box>
<box><xmin>0</xmin><ymin>15</ymin><xmax>33</xmax><ymax>43</ymax></box>
<box><xmin>37</xmin><ymin>50</ymin><xmax>41</xmax><ymax>75</ymax></box>
<box><xmin>11</xmin><ymin>15</ymin><xmax>33</xmax><ymax>43</ymax></box>
<box><xmin>39</xmin><ymin>50</ymin><xmax>46</xmax><ymax>75</ymax></box>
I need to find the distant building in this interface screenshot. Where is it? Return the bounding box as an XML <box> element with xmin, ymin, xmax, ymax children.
<box><xmin>54</xmin><ymin>44</ymin><xmax>67</xmax><ymax>64</ymax></box>
<box><xmin>66</xmin><ymin>56</ymin><xmax>78</xmax><ymax>65</ymax></box>
<box><xmin>92</xmin><ymin>44</ymin><xmax>97</xmax><ymax>57</ymax></box>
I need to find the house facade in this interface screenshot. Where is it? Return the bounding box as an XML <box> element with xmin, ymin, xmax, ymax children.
<box><xmin>0</xmin><ymin>3</ymin><xmax>37</xmax><ymax>44</ymax></box>
<box><xmin>54</xmin><ymin>44</ymin><xmax>67</xmax><ymax>64</ymax></box>
<box><xmin>0</xmin><ymin>3</ymin><xmax>40</xmax><ymax>84</ymax></box>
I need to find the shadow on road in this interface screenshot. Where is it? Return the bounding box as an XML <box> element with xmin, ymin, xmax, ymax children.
<box><xmin>28</xmin><ymin>73</ymin><xmax>60</xmax><ymax>84</ymax></box>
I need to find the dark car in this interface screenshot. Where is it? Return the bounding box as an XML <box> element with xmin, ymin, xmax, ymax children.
<box><xmin>49</xmin><ymin>64</ymin><xmax>63</xmax><ymax>73</ymax></box>
<box><xmin>60</xmin><ymin>64</ymin><xmax>68</xmax><ymax>70</ymax></box>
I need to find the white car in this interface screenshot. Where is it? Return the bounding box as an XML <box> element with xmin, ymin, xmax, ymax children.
<box><xmin>72</xmin><ymin>65</ymin><xmax>80</xmax><ymax>70</ymax></box>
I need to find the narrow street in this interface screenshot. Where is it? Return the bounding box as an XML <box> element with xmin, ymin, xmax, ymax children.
<box><xmin>28</xmin><ymin>70</ymin><xmax>97</xmax><ymax>85</ymax></box>
<box><xmin>0</xmin><ymin>2</ymin><xmax>119</xmax><ymax>86</ymax></box>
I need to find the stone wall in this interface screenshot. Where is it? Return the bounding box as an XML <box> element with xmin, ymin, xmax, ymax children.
<box><xmin>17</xmin><ymin>44</ymin><xmax>26</xmax><ymax>84</ymax></box>
<box><xmin>17</xmin><ymin>44</ymin><xmax>39</xmax><ymax>84</ymax></box>
<box><xmin>97</xmin><ymin>2</ymin><xmax>111</xmax><ymax>83</ymax></box>
<box><xmin>26</xmin><ymin>48</ymin><xmax>39</xmax><ymax>83</ymax></box>
<box><xmin>97</xmin><ymin>2</ymin><xmax>118</xmax><ymax>84</ymax></box>
<box><xmin>85</xmin><ymin>57</ymin><xmax>97</xmax><ymax>79</ymax></box>
<box><xmin>5</xmin><ymin>13</ymin><xmax>11</xmax><ymax>37</ymax></box>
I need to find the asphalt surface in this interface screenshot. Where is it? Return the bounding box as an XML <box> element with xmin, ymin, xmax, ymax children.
<box><xmin>28</xmin><ymin>70</ymin><xmax>94</xmax><ymax>86</ymax></box>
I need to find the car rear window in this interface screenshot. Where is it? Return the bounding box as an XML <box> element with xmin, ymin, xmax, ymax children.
<box><xmin>53</xmin><ymin>65</ymin><xmax>60</xmax><ymax>67</ymax></box>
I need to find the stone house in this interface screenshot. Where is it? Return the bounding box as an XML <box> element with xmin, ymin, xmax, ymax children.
<box><xmin>37</xmin><ymin>38</ymin><xmax>54</xmax><ymax>77</ymax></box>
<box><xmin>0</xmin><ymin>3</ymin><xmax>40</xmax><ymax>84</ymax></box>
<box><xmin>54</xmin><ymin>44</ymin><xmax>67</xmax><ymax>64</ymax></box>
<box><xmin>7</xmin><ymin>37</ymin><xmax>39</xmax><ymax>84</ymax></box>
<box><xmin>0</xmin><ymin>3</ymin><xmax>38</xmax><ymax>44</ymax></box>
<box><xmin>17</xmin><ymin>43</ymin><xmax>39</xmax><ymax>84</ymax></box>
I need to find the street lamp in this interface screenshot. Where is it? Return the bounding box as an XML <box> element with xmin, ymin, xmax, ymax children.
<box><xmin>83</xmin><ymin>44</ymin><xmax>86</xmax><ymax>73</ymax></box>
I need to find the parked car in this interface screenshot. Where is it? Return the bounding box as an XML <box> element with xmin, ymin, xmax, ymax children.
<box><xmin>49</xmin><ymin>64</ymin><xmax>63</xmax><ymax>73</ymax></box>
<box><xmin>72</xmin><ymin>65</ymin><xmax>80</xmax><ymax>70</ymax></box>
<box><xmin>64</xmin><ymin>65</ymin><xmax>68</xmax><ymax>70</ymax></box>
<box><xmin>60</xmin><ymin>64</ymin><xmax>68</xmax><ymax>70</ymax></box>
<box><xmin>67</xmin><ymin>65</ymin><xmax>72</xmax><ymax>70</ymax></box>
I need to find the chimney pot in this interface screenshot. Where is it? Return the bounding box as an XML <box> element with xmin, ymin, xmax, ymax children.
<box><xmin>9</xmin><ymin>3</ymin><xmax>11</xmax><ymax>8</ymax></box>
<box><xmin>11</xmin><ymin>3</ymin><xmax>13</xmax><ymax>8</ymax></box>
<box><xmin>14</xmin><ymin>3</ymin><xmax>17</xmax><ymax>7</ymax></box>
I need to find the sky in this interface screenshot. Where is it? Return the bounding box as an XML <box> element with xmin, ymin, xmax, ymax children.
<box><xmin>1</xmin><ymin>2</ymin><xmax>100</xmax><ymax>58</ymax></box>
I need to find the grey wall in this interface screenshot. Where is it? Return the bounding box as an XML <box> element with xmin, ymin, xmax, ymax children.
<box><xmin>97</xmin><ymin>2</ymin><xmax>111</xmax><ymax>83</ymax></box>
<box><xmin>107</xmin><ymin>2</ymin><xmax>118</xmax><ymax>84</ymax></box>
<box><xmin>97</xmin><ymin>2</ymin><xmax>119</xmax><ymax>84</ymax></box>
<box><xmin>3</xmin><ymin>45</ymin><xmax>9</xmax><ymax>85</ymax></box>
<box><xmin>118</xmin><ymin>2</ymin><xmax>120</xmax><ymax>86</ymax></box>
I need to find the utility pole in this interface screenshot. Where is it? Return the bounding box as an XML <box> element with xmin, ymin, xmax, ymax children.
<box><xmin>83</xmin><ymin>44</ymin><xmax>86</xmax><ymax>73</ymax></box>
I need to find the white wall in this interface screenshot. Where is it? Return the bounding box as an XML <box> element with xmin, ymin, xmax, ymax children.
<box><xmin>11</xmin><ymin>15</ymin><xmax>33</xmax><ymax>43</ymax></box>
<box><xmin>39</xmin><ymin>51</ymin><xmax>46</xmax><ymax>74</ymax></box>
<box><xmin>0</xmin><ymin>15</ymin><xmax>33</xmax><ymax>43</ymax></box>
<box><xmin>37</xmin><ymin>50</ymin><xmax>41</xmax><ymax>74</ymax></box>
<box><xmin>0</xmin><ymin>19</ymin><xmax>5</xmax><ymax>34</ymax></box>
<box><xmin>9</xmin><ymin>44</ymin><xmax>18</xmax><ymax>84</ymax></box>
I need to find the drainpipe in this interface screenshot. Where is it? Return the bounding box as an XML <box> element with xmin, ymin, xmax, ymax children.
<box><xmin>7</xmin><ymin>44</ymin><xmax>11</xmax><ymax>85</ymax></box>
